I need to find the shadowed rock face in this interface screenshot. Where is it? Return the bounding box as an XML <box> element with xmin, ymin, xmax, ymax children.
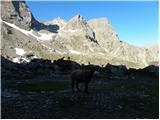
<box><xmin>1</xmin><ymin>0</ymin><xmax>59</xmax><ymax>32</ymax></box>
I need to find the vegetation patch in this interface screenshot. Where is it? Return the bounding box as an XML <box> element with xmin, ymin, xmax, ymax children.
<box><xmin>101</xmin><ymin>79</ymin><xmax>158</xmax><ymax>97</ymax></box>
<box><xmin>146</xmin><ymin>84</ymin><xmax>159</xmax><ymax>96</ymax></box>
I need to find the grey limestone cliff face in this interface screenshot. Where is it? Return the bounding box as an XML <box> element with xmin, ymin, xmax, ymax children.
<box><xmin>63</xmin><ymin>15</ymin><xmax>96</xmax><ymax>42</ymax></box>
<box><xmin>88</xmin><ymin>18</ymin><xmax>159</xmax><ymax>66</ymax></box>
<box><xmin>1</xmin><ymin>0</ymin><xmax>33</xmax><ymax>30</ymax></box>
<box><xmin>88</xmin><ymin>18</ymin><xmax>119</xmax><ymax>48</ymax></box>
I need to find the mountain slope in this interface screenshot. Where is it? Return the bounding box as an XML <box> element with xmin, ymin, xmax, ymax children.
<box><xmin>1</xmin><ymin>0</ymin><xmax>159</xmax><ymax>68</ymax></box>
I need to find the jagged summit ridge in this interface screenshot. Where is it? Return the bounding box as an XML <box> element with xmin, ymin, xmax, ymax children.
<box><xmin>65</xmin><ymin>14</ymin><xmax>89</xmax><ymax>30</ymax></box>
<box><xmin>62</xmin><ymin>14</ymin><xmax>95</xmax><ymax>40</ymax></box>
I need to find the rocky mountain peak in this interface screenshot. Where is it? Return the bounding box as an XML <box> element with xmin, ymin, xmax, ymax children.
<box><xmin>1</xmin><ymin>0</ymin><xmax>33</xmax><ymax>30</ymax></box>
<box><xmin>44</xmin><ymin>17</ymin><xmax>67</xmax><ymax>28</ymax></box>
<box><xmin>71</xmin><ymin>14</ymin><xmax>84</xmax><ymax>21</ymax></box>
<box><xmin>62</xmin><ymin>14</ymin><xmax>95</xmax><ymax>41</ymax></box>
<box><xmin>64</xmin><ymin>14</ymin><xmax>88</xmax><ymax>29</ymax></box>
<box><xmin>88</xmin><ymin>17</ymin><xmax>110</xmax><ymax>28</ymax></box>
<box><xmin>54</xmin><ymin>17</ymin><xmax>66</xmax><ymax>22</ymax></box>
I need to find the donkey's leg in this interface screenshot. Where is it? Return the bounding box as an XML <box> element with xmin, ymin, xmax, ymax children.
<box><xmin>76</xmin><ymin>81</ymin><xmax>80</xmax><ymax>92</ymax></box>
<box><xmin>72</xmin><ymin>79</ymin><xmax>75</xmax><ymax>92</ymax></box>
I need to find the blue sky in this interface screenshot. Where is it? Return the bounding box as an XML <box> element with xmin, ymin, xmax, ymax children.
<box><xmin>26</xmin><ymin>1</ymin><xmax>158</xmax><ymax>46</ymax></box>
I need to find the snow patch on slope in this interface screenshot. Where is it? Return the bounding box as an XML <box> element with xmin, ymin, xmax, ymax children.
<box><xmin>68</xmin><ymin>29</ymin><xmax>77</xmax><ymax>33</ymax></box>
<box><xmin>1</xmin><ymin>20</ymin><xmax>56</xmax><ymax>41</ymax></box>
<box><xmin>15</xmin><ymin>48</ymin><xmax>26</xmax><ymax>56</ymax></box>
<box><xmin>69</xmin><ymin>49</ymin><xmax>81</xmax><ymax>54</ymax></box>
<box><xmin>13</xmin><ymin>58</ymin><xmax>19</xmax><ymax>63</ymax></box>
<box><xmin>29</xmin><ymin>30</ymin><xmax>56</xmax><ymax>40</ymax></box>
<box><xmin>13</xmin><ymin>57</ymin><xmax>30</xmax><ymax>63</ymax></box>
<box><xmin>2</xmin><ymin>20</ymin><xmax>29</xmax><ymax>35</ymax></box>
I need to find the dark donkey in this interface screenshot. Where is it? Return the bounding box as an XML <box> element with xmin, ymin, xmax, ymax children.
<box><xmin>71</xmin><ymin>65</ymin><xmax>96</xmax><ymax>93</ymax></box>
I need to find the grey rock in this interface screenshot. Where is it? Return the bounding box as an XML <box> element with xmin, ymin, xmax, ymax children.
<box><xmin>62</xmin><ymin>14</ymin><xmax>96</xmax><ymax>42</ymax></box>
<box><xmin>1</xmin><ymin>0</ymin><xmax>33</xmax><ymax>30</ymax></box>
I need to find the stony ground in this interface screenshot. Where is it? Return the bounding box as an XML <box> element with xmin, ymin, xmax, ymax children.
<box><xmin>1</xmin><ymin>73</ymin><xmax>159</xmax><ymax>119</ymax></box>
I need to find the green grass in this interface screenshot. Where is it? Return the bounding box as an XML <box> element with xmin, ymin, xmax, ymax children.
<box><xmin>14</xmin><ymin>81</ymin><xmax>70</xmax><ymax>92</ymax></box>
<box><xmin>101</xmin><ymin>79</ymin><xmax>159</xmax><ymax>97</ymax></box>
<box><xmin>146</xmin><ymin>84</ymin><xmax>159</xmax><ymax>96</ymax></box>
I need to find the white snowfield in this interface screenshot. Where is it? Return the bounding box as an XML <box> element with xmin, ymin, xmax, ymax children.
<box><xmin>35</xmin><ymin>32</ymin><xmax>56</xmax><ymax>41</ymax></box>
<box><xmin>1</xmin><ymin>19</ymin><xmax>56</xmax><ymax>41</ymax></box>
<box><xmin>68</xmin><ymin>29</ymin><xmax>77</xmax><ymax>33</ymax></box>
<box><xmin>13</xmin><ymin>58</ymin><xmax>19</xmax><ymax>63</ymax></box>
<box><xmin>89</xmin><ymin>47</ymin><xmax>94</xmax><ymax>52</ymax></box>
<box><xmin>55</xmin><ymin>50</ymin><xmax>66</xmax><ymax>55</ymax></box>
<box><xmin>15</xmin><ymin>48</ymin><xmax>26</xmax><ymax>56</ymax></box>
<box><xmin>69</xmin><ymin>49</ymin><xmax>81</xmax><ymax>54</ymax></box>
<box><xmin>13</xmin><ymin>57</ymin><xmax>30</xmax><ymax>63</ymax></box>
